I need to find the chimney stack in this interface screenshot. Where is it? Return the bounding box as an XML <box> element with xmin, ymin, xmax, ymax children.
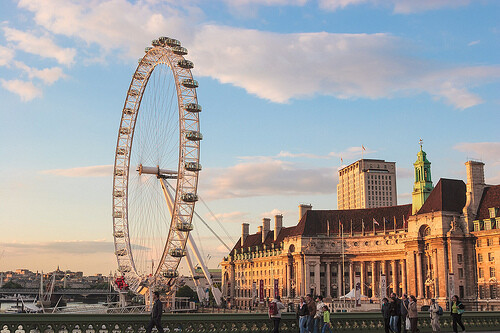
<box><xmin>274</xmin><ymin>214</ymin><xmax>283</xmax><ymax>241</ymax></box>
<box><xmin>464</xmin><ymin>160</ymin><xmax>486</xmax><ymax>221</ymax></box>
<box><xmin>262</xmin><ymin>218</ymin><xmax>270</xmax><ymax>243</ymax></box>
<box><xmin>299</xmin><ymin>204</ymin><xmax>312</xmax><ymax>220</ymax></box>
<box><xmin>241</xmin><ymin>223</ymin><xmax>249</xmax><ymax>247</ymax></box>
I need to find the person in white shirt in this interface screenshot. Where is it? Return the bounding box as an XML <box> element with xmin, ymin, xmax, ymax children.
<box><xmin>314</xmin><ymin>295</ymin><xmax>325</xmax><ymax>333</ymax></box>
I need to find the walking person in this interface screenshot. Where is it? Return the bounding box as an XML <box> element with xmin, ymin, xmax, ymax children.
<box><xmin>408</xmin><ymin>295</ymin><xmax>419</xmax><ymax>333</ymax></box>
<box><xmin>400</xmin><ymin>294</ymin><xmax>409</xmax><ymax>333</ymax></box>
<box><xmin>389</xmin><ymin>293</ymin><xmax>401</xmax><ymax>333</ymax></box>
<box><xmin>306</xmin><ymin>294</ymin><xmax>316</xmax><ymax>333</ymax></box>
<box><xmin>297</xmin><ymin>297</ymin><xmax>310</xmax><ymax>333</ymax></box>
<box><xmin>450</xmin><ymin>295</ymin><xmax>466</xmax><ymax>333</ymax></box>
<box><xmin>381</xmin><ymin>297</ymin><xmax>391</xmax><ymax>333</ymax></box>
<box><xmin>146</xmin><ymin>291</ymin><xmax>163</xmax><ymax>333</ymax></box>
<box><xmin>269</xmin><ymin>295</ymin><xmax>286</xmax><ymax>333</ymax></box>
<box><xmin>429</xmin><ymin>299</ymin><xmax>442</xmax><ymax>332</ymax></box>
<box><xmin>314</xmin><ymin>295</ymin><xmax>325</xmax><ymax>333</ymax></box>
<box><xmin>321</xmin><ymin>305</ymin><xmax>332</xmax><ymax>333</ymax></box>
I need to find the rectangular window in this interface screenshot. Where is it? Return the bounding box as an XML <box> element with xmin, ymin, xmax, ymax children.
<box><xmin>477</xmin><ymin>239</ymin><xmax>482</xmax><ymax>247</ymax></box>
<box><xmin>487</xmin><ymin>238</ymin><xmax>493</xmax><ymax>246</ymax></box>
<box><xmin>490</xmin><ymin>267</ymin><xmax>496</xmax><ymax>278</ymax></box>
<box><xmin>489</xmin><ymin>253</ymin><xmax>494</xmax><ymax>261</ymax></box>
<box><xmin>459</xmin><ymin>286</ymin><xmax>464</xmax><ymax>299</ymax></box>
<box><xmin>457</xmin><ymin>254</ymin><xmax>463</xmax><ymax>264</ymax></box>
<box><xmin>458</xmin><ymin>268</ymin><xmax>464</xmax><ymax>279</ymax></box>
<box><xmin>479</xmin><ymin>268</ymin><xmax>484</xmax><ymax>278</ymax></box>
<box><xmin>478</xmin><ymin>254</ymin><xmax>483</xmax><ymax>262</ymax></box>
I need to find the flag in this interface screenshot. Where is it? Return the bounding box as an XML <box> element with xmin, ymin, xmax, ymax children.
<box><xmin>362</xmin><ymin>145</ymin><xmax>366</xmax><ymax>151</ymax></box>
<box><xmin>373</xmin><ymin>218</ymin><xmax>379</xmax><ymax>226</ymax></box>
<box><xmin>340</xmin><ymin>157</ymin><xmax>343</xmax><ymax>163</ymax></box>
<box><xmin>362</xmin><ymin>219</ymin><xmax>365</xmax><ymax>234</ymax></box>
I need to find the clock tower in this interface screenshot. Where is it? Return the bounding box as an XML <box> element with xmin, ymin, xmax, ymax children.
<box><xmin>412</xmin><ymin>140</ymin><xmax>434</xmax><ymax>214</ymax></box>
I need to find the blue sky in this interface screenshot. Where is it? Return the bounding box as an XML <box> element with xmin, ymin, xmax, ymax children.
<box><xmin>0</xmin><ymin>0</ymin><xmax>499</xmax><ymax>275</ymax></box>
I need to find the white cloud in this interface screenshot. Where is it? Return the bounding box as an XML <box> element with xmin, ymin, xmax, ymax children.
<box><xmin>3</xmin><ymin>240</ymin><xmax>113</xmax><ymax>254</ymax></box>
<box><xmin>201</xmin><ymin>158</ymin><xmax>337</xmax><ymax>200</ymax></box>
<box><xmin>0</xmin><ymin>79</ymin><xmax>42</xmax><ymax>101</ymax></box>
<box><xmin>453</xmin><ymin>142</ymin><xmax>500</xmax><ymax>184</ymax></box>
<box><xmin>206</xmin><ymin>211</ymin><xmax>249</xmax><ymax>223</ymax></box>
<box><xmin>0</xmin><ymin>45</ymin><xmax>15</xmax><ymax>66</ymax></box>
<box><xmin>243</xmin><ymin>146</ymin><xmax>376</xmax><ymax>161</ymax></box>
<box><xmin>318</xmin><ymin>0</ymin><xmax>472</xmax><ymax>13</ymax></box>
<box><xmin>14</xmin><ymin>61</ymin><xmax>66</xmax><ymax>85</ymax></box>
<box><xmin>3</xmin><ymin>27</ymin><xmax>76</xmax><ymax>65</ymax></box>
<box><xmin>16</xmin><ymin>0</ymin><xmax>500</xmax><ymax>109</ymax></box>
<box><xmin>468</xmin><ymin>40</ymin><xmax>480</xmax><ymax>47</ymax></box>
<box><xmin>40</xmin><ymin>165</ymin><xmax>113</xmax><ymax>178</ymax></box>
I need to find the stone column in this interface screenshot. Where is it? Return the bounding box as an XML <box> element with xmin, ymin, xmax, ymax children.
<box><xmin>286</xmin><ymin>263</ymin><xmax>292</xmax><ymax>298</ymax></box>
<box><xmin>326</xmin><ymin>262</ymin><xmax>331</xmax><ymax>298</ymax></box>
<box><xmin>305</xmin><ymin>260</ymin><xmax>310</xmax><ymax>295</ymax></box>
<box><xmin>371</xmin><ymin>261</ymin><xmax>377</xmax><ymax>298</ymax></box>
<box><xmin>337</xmin><ymin>262</ymin><xmax>343</xmax><ymax>298</ymax></box>
<box><xmin>433</xmin><ymin>249</ymin><xmax>439</xmax><ymax>297</ymax></box>
<box><xmin>416</xmin><ymin>251</ymin><xmax>424</xmax><ymax>298</ymax></box>
<box><xmin>314</xmin><ymin>261</ymin><xmax>321</xmax><ymax>295</ymax></box>
<box><xmin>402</xmin><ymin>259</ymin><xmax>407</xmax><ymax>296</ymax></box>
<box><xmin>299</xmin><ymin>256</ymin><xmax>305</xmax><ymax>296</ymax></box>
<box><xmin>360</xmin><ymin>261</ymin><xmax>365</xmax><ymax>296</ymax></box>
<box><xmin>391</xmin><ymin>260</ymin><xmax>397</xmax><ymax>295</ymax></box>
<box><xmin>349</xmin><ymin>261</ymin><xmax>354</xmax><ymax>291</ymax></box>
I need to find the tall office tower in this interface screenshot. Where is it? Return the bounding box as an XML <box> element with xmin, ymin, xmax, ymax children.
<box><xmin>337</xmin><ymin>159</ymin><xmax>397</xmax><ymax>209</ymax></box>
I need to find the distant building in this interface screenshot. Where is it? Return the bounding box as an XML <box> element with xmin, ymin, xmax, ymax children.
<box><xmin>221</xmin><ymin>147</ymin><xmax>500</xmax><ymax>311</ymax></box>
<box><xmin>337</xmin><ymin>159</ymin><xmax>397</xmax><ymax>210</ymax></box>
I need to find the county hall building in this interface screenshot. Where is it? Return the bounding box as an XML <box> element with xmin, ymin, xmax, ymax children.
<box><xmin>220</xmin><ymin>146</ymin><xmax>500</xmax><ymax>310</ymax></box>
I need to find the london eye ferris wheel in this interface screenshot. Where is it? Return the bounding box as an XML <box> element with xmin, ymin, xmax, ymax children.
<box><xmin>112</xmin><ymin>37</ymin><xmax>202</xmax><ymax>294</ymax></box>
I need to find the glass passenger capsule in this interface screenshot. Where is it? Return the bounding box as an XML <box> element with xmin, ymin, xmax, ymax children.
<box><xmin>114</xmin><ymin>190</ymin><xmax>124</xmax><ymax>197</ymax></box>
<box><xmin>162</xmin><ymin>269</ymin><xmax>178</xmax><ymax>278</ymax></box>
<box><xmin>134</xmin><ymin>73</ymin><xmax>145</xmax><ymax>80</ymax></box>
<box><xmin>123</xmin><ymin>108</ymin><xmax>135</xmax><ymax>115</ymax></box>
<box><xmin>177</xmin><ymin>60</ymin><xmax>194</xmax><ymax>69</ymax></box>
<box><xmin>115</xmin><ymin>249</ymin><xmax>127</xmax><ymax>256</ymax></box>
<box><xmin>172</xmin><ymin>46</ymin><xmax>188</xmax><ymax>56</ymax></box>
<box><xmin>159</xmin><ymin>37</ymin><xmax>181</xmax><ymax>47</ymax></box>
<box><xmin>129</xmin><ymin>89</ymin><xmax>140</xmax><ymax>97</ymax></box>
<box><xmin>115</xmin><ymin>169</ymin><xmax>125</xmax><ymax>176</ymax></box>
<box><xmin>114</xmin><ymin>231</ymin><xmax>125</xmax><ymax>238</ymax></box>
<box><xmin>181</xmin><ymin>192</ymin><xmax>198</xmax><ymax>203</ymax></box>
<box><xmin>185</xmin><ymin>131</ymin><xmax>203</xmax><ymax>141</ymax></box>
<box><xmin>184</xmin><ymin>103</ymin><xmax>202</xmax><ymax>113</ymax></box>
<box><xmin>119</xmin><ymin>265</ymin><xmax>131</xmax><ymax>273</ymax></box>
<box><xmin>145</xmin><ymin>47</ymin><xmax>152</xmax><ymax>52</ymax></box>
<box><xmin>113</xmin><ymin>211</ymin><xmax>123</xmax><ymax>218</ymax></box>
<box><xmin>120</xmin><ymin>128</ymin><xmax>131</xmax><ymax>135</ymax></box>
<box><xmin>176</xmin><ymin>222</ymin><xmax>193</xmax><ymax>232</ymax></box>
<box><xmin>169</xmin><ymin>248</ymin><xmax>187</xmax><ymax>258</ymax></box>
<box><xmin>152</xmin><ymin>39</ymin><xmax>160</xmax><ymax>47</ymax></box>
<box><xmin>181</xmin><ymin>79</ymin><xmax>198</xmax><ymax>88</ymax></box>
<box><xmin>184</xmin><ymin>161</ymin><xmax>202</xmax><ymax>172</ymax></box>
<box><xmin>117</xmin><ymin>148</ymin><xmax>127</xmax><ymax>155</ymax></box>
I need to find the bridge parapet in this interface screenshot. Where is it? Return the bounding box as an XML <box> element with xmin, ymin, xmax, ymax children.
<box><xmin>0</xmin><ymin>312</ymin><xmax>499</xmax><ymax>332</ymax></box>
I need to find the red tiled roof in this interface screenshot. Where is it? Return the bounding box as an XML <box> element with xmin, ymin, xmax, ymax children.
<box><xmin>475</xmin><ymin>185</ymin><xmax>500</xmax><ymax>220</ymax></box>
<box><xmin>417</xmin><ymin>178</ymin><xmax>466</xmax><ymax>214</ymax></box>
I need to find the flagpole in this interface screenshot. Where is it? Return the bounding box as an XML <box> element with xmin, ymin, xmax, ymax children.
<box><xmin>383</xmin><ymin>217</ymin><xmax>386</xmax><ymax>234</ymax></box>
<box><xmin>342</xmin><ymin>222</ymin><xmax>345</xmax><ymax>304</ymax></box>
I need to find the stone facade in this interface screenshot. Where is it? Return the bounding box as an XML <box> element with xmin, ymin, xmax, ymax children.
<box><xmin>221</xmin><ymin>155</ymin><xmax>500</xmax><ymax>310</ymax></box>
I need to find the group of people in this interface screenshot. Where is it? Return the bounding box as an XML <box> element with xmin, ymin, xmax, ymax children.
<box><xmin>382</xmin><ymin>293</ymin><xmax>467</xmax><ymax>333</ymax></box>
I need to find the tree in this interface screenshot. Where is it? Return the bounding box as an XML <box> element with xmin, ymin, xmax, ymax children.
<box><xmin>1</xmin><ymin>281</ymin><xmax>23</xmax><ymax>289</ymax></box>
<box><xmin>175</xmin><ymin>285</ymin><xmax>198</xmax><ymax>302</ymax></box>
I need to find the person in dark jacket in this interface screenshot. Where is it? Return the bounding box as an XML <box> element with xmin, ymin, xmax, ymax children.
<box><xmin>450</xmin><ymin>295</ymin><xmax>466</xmax><ymax>333</ymax></box>
<box><xmin>146</xmin><ymin>291</ymin><xmax>163</xmax><ymax>333</ymax></box>
<box><xmin>400</xmin><ymin>294</ymin><xmax>409</xmax><ymax>333</ymax></box>
<box><xmin>381</xmin><ymin>298</ymin><xmax>391</xmax><ymax>333</ymax></box>
<box><xmin>297</xmin><ymin>297</ymin><xmax>310</xmax><ymax>333</ymax></box>
<box><xmin>389</xmin><ymin>293</ymin><xmax>401</xmax><ymax>333</ymax></box>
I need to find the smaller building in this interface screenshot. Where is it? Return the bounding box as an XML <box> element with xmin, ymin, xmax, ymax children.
<box><xmin>337</xmin><ymin>159</ymin><xmax>397</xmax><ymax>210</ymax></box>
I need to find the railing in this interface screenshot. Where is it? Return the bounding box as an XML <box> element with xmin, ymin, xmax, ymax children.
<box><xmin>1</xmin><ymin>312</ymin><xmax>500</xmax><ymax>332</ymax></box>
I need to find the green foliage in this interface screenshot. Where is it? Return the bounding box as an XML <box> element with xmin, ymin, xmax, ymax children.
<box><xmin>1</xmin><ymin>281</ymin><xmax>23</xmax><ymax>289</ymax></box>
<box><xmin>175</xmin><ymin>285</ymin><xmax>198</xmax><ymax>302</ymax></box>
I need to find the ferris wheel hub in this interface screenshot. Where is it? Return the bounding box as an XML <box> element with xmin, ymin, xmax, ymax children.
<box><xmin>137</xmin><ymin>164</ymin><xmax>178</xmax><ymax>178</ymax></box>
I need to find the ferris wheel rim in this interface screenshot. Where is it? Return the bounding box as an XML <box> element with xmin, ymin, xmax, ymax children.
<box><xmin>111</xmin><ymin>38</ymin><xmax>201</xmax><ymax>293</ymax></box>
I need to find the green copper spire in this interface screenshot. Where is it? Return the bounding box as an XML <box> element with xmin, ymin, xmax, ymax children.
<box><xmin>412</xmin><ymin>139</ymin><xmax>433</xmax><ymax>214</ymax></box>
